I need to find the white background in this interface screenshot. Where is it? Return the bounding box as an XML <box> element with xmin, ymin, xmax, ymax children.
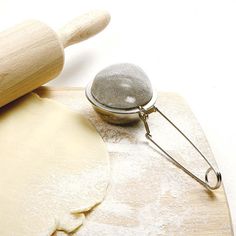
<box><xmin>1</xmin><ymin>0</ymin><xmax>235</xmax><ymax>233</ymax></box>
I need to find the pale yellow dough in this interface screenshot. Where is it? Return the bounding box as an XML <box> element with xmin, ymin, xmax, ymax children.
<box><xmin>0</xmin><ymin>93</ymin><xmax>110</xmax><ymax>235</ymax></box>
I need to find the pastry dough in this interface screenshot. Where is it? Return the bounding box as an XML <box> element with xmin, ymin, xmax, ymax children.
<box><xmin>0</xmin><ymin>93</ymin><xmax>110</xmax><ymax>235</ymax></box>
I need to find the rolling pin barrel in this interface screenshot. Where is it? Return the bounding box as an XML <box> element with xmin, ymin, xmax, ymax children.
<box><xmin>0</xmin><ymin>10</ymin><xmax>110</xmax><ymax>107</ymax></box>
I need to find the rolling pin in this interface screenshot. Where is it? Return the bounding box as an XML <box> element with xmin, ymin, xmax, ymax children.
<box><xmin>0</xmin><ymin>10</ymin><xmax>110</xmax><ymax>107</ymax></box>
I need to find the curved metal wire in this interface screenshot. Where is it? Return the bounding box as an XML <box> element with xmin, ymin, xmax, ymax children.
<box><xmin>138</xmin><ymin>106</ymin><xmax>222</xmax><ymax>190</ymax></box>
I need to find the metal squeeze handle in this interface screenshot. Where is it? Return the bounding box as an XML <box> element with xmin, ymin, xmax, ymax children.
<box><xmin>139</xmin><ymin>106</ymin><xmax>222</xmax><ymax>190</ymax></box>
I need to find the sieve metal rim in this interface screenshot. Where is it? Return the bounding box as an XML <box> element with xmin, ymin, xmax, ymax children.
<box><xmin>85</xmin><ymin>80</ymin><xmax>158</xmax><ymax>115</ymax></box>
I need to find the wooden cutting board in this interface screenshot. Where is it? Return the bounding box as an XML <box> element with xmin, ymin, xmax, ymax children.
<box><xmin>35</xmin><ymin>87</ymin><xmax>233</xmax><ymax>236</ymax></box>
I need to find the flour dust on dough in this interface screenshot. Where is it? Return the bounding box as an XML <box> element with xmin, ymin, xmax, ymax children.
<box><xmin>0</xmin><ymin>93</ymin><xmax>110</xmax><ymax>235</ymax></box>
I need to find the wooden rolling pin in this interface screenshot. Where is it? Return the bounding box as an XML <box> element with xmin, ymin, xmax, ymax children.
<box><xmin>0</xmin><ymin>10</ymin><xmax>110</xmax><ymax>107</ymax></box>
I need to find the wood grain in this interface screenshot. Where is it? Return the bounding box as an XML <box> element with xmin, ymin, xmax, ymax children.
<box><xmin>0</xmin><ymin>11</ymin><xmax>110</xmax><ymax>108</ymax></box>
<box><xmin>0</xmin><ymin>20</ymin><xmax>64</xmax><ymax>108</ymax></box>
<box><xmin>35</xmin><ymin>87</ymin><xmax>233</xmax><ymax>236</ymax></box>
<box><xmin>58</xmin><ymin>10</ymin><xmax>110</xmax><ymax>48</ymax></box>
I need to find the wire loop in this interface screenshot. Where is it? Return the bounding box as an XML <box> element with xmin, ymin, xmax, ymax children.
<box><xmin>139</xmin><ymin>106</ymin><xmax>222</xmax><ymax>190</ymax></box>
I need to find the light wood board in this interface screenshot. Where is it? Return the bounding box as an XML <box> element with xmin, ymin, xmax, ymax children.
<box><xmin>35</xmin><ymin>87</ymin><xmax>233</xmax><ymax>236</ymax></box>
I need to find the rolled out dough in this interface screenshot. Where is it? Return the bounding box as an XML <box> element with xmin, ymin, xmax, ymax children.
<box><xmin>0</xmin><ymin>93</ymin><xmax>110</xmax><ymax>235</ymax></box>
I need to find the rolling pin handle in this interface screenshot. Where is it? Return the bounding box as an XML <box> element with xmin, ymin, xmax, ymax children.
<box><xmin>58</xmin><ymin>10</ymin><xmax>110</xmax><ymax>48</ymax></box>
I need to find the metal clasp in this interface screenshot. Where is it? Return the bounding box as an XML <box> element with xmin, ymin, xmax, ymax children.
<box><xmin>138</xmin><ymin>106</ymin><xmax>222</xmax><ymax>190</ymax></box>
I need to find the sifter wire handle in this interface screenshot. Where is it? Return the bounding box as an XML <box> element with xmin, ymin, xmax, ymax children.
<box><xmin>138</xmin><ymin>106</ymin><xmax>222</xmax><ymax>190</ymax></box>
